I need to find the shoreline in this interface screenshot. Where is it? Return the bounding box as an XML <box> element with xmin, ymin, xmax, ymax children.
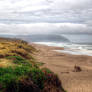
<box><xmin>54</xmin><ymin>49</ymin><xmax>92</xmax><ymax>56</ymax></box>
<box><xmin>32</xmin><ymin>43</ymin><xmax>92</xmax><ymax>92</ymax></box>
<box><xmin>32</xmin><ymin>42</ymin><xmax>92</xmax><ymax>57</ymax></box>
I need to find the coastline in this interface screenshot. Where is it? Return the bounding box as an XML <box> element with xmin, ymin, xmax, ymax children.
<box><xmin>32</xmin><ymin>43</ymin><xmax>92</xmax><ymax>92</ymax></box>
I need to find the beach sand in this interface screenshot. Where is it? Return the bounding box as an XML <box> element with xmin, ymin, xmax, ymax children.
<box><xmin>32</xmin><ymin>43</ymin><xmax>92</xmax><ymax>92</ymax></box>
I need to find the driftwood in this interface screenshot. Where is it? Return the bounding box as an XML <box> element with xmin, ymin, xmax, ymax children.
<box><xmin>73</xmin><ymin>65</ymin><xmax>82</xmax><ymax>72</ymax></box>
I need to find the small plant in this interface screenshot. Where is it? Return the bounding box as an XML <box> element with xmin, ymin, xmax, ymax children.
<box><xmin>42</xmin><ymin>68</ymin><xmax>53</xmax><ymax>74</ymax></box>
<box><xmin>36</xmin><ymin>62</ymin><xmax>45</xmax><ymax>67</ymax></box>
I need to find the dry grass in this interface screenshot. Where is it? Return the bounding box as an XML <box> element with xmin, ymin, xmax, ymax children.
<box><xmin>0</xmin><ymin>59</ymin><xmax>16</xmax><ymax>67</ymax></box>
<box><xmin>0</xmin><ymin>38</ymin><xmax>36</xmax><ymax>67</ymax></box>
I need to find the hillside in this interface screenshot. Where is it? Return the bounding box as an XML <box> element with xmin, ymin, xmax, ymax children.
<box><xmin>0</xmin><ymin>37</ymin><xmax>65</xmax><ymax>92</ymax></box>
<box><xmin>16</xmin><ymin>34</ymin><xmax>70</xmax><ymax>42</ymax></box>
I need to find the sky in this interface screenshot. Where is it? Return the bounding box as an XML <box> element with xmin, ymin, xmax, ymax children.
<box><xmin>0</xmin><ymin>0</ymin><xmax>92</xmax><ymax>35</ymax></box>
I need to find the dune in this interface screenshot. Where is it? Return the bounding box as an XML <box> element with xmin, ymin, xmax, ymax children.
<box><xmin>0</xmin><ymin>38</ymin><xmax>65</xmax><ymax>92</ymax></box>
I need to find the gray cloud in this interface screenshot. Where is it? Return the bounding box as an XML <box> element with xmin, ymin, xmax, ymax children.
<box><xmin>0</xmin><ymin>0</ymin><xmax>92</xmax><ymax>34</ymax></box>
<box><xmin>0</xmin><ymin>23</ymin><xmax>91</xmax><ymax>35</ymax></box>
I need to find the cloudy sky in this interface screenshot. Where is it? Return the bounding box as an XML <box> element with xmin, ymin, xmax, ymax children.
<box><xmin>0</xmin><ymin>0</ymin><xmax>92</xmax><ymax>35</ymax></box>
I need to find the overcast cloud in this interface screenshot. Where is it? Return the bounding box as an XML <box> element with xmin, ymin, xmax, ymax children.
<box><xmin>0</xmin><ymin>0</ymin><xmax>92</xmax><ymax>35</ymax></box>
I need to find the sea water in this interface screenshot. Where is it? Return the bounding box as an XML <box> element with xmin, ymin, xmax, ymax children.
<box><xmin>34</xmin><ymin>34</ymin><xmax>92</xmax><ymax>56</ymax></box>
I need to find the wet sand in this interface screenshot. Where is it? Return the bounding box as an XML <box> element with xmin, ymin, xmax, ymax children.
<box><xmin>32</xmin><ymin>43</ymin><xmax>92</xmax><ymax>92</ymax></box>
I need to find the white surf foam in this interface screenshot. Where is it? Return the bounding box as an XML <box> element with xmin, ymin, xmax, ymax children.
<box><xmin>55</xmin><ymin>49</ymin><xmax>92</xmax><ymax>56</ymax></box>
<box><xmin>34</xmin><ymin>42</ymin><xmax>92</xmax><ymax>56</ymax></box>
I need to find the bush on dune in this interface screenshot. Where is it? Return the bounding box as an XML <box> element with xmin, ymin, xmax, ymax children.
<box><xmin>0</xmin><ymin>66</ymin><xmax>64</xmax><ymax>92</ymax></box>
<box><xmin>0</xmin><ymin>66</ymin><xmax>30</xmax><ymax>89</ymax></box>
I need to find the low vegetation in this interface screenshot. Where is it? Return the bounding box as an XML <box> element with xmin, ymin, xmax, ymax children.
<box><xmin>0</xmin><ymin>37</ymin><xmax>65</xmax><ymax>92</ymax></box>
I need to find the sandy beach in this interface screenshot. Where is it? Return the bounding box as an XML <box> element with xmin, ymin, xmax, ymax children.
<box><xmin>32</xmin><ymin>43</ymin><xmax>92</xmax><ymax>92</ymax></box>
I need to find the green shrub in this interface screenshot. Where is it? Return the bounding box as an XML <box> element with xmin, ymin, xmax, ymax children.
<box><xmin>0</xmin><ymin>66</ymin><xmax>47</xmax><ymax>90</ymax></box>
<box><xmin>0</xmin><ymin>67</ymin><xmax>14</xmax><ymax>76</ymax></box>
<box><xmin>0</xmin><ymin>73</ymin><xmax>18</xmax><ymax>88</ymax></box>
<box><xmin>29</xmin><ymin>68</ymin><xmax>46</xmax><ymax>89</ymax></box>
<box><xmin>14</xmin><ymin>66</ymin><xmax>31</xmax><ymax>76</ymax></box>
<box><xmin>0</xmin><ymin>66</ymin><xmax>31</xmax><ymax>89</ymax></box>
<box><xmin>6</xmin><ymin>56</ymin><xmax>32</xmax><ymax>66</ymax></box>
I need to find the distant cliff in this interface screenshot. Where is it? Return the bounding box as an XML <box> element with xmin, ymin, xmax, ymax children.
<box><xmin>16</xmin><ymin>34</ymin><xmax>70</xmax><ymax>42</ymax></box>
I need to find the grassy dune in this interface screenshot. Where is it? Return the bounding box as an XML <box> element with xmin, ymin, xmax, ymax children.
<box><xmin>0</xmin><ymin>38</ymin><xmax>65</xmax><ymax>92</ymax></box>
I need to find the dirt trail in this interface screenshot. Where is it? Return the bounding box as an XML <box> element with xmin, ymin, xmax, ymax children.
<box><xmin>32</xmin><ymin>44</ymin><xmax>92</xmax><ymax>92</ymax></box>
